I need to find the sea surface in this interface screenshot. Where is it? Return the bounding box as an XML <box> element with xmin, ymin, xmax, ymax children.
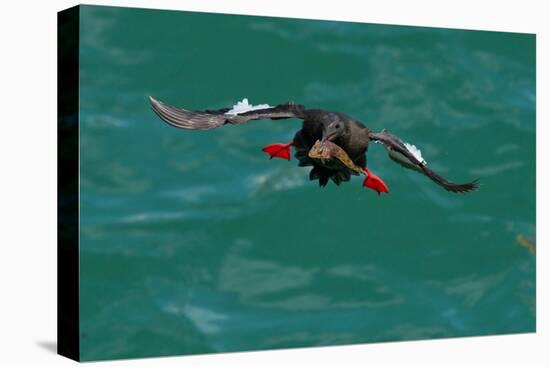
<box><xmin>77</xmin><ymin>5</ymin><xmax>536</xmax><ymax>361</ymax></box>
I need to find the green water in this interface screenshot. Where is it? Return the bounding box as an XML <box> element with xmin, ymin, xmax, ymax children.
<box><xmin>77</xmin><ymin>5</ymin><xmax>536</xmax><ymax>361</ymax></box>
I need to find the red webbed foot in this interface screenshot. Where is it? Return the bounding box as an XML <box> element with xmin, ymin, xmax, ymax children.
<box><xmin>262</xmin><ymin>142</ymin><xmax>293</xmax><ymax>161</ymax></box>
<box><xmin>363</xmin><ymin>167</ymin><xmax>389</xmax><ymax>195</ymax></box>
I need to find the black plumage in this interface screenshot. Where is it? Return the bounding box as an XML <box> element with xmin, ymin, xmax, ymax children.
<box><xmin>149</xmin><ymin>96</ymin><xmax>478</xmax><ymax>193</ymax></box>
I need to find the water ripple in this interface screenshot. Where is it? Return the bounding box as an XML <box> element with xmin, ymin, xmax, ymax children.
<box><xmin>469</xmin><ymin>161</ymin><xmax>524</xmax><ymax>177</ymax></box>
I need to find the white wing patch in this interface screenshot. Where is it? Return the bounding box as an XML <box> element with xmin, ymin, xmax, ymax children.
<box><xmin>404</xmin><ymin>142</ymin><xmax>427</xmax><ymax>165</ymax></box>
<box><xmin>224</xmin><ymin>98</ymin><xmax>273</xmax><ymax>116</ymax></box>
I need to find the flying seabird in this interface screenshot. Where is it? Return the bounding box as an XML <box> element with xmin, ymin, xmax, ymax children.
<box><xmin>149</xmin><ymin>97</ymin><xmax>478</xmax><ymax>194</ymax></box>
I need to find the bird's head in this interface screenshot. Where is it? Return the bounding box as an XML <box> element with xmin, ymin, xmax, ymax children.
<box><xmin>322</xmin><ymin>120</ymin><xmax>347</xmax><ymax>143</ymax></box>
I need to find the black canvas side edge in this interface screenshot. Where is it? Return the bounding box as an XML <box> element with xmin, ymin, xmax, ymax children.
<box><xmin>57</xmin><ymin>5</ymin><xmax>80</xmax><ymax>362</ymax></box>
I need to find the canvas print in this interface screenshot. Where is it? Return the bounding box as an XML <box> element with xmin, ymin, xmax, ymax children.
<box><xmin>58</xmin><ymin>5</ymin><xmax>536</xmax><ymax>361</ymax></box>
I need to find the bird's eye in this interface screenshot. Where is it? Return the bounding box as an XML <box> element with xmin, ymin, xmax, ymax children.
<box><xmin>335</xmin><ymin>124</ymin><xmax>341</xmax><ymax>129</ymax></box>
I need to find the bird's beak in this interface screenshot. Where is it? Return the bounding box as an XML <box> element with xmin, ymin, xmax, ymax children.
<box><xmin>322</xmin><ymin>133</ymin><xmax>335</xmax><ymax>143</ymax></box>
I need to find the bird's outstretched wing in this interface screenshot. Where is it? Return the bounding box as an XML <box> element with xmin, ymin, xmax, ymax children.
<box><xmin>369</xmin><ymin>129</ymin><xmax>478</xmax><ymax>193</ymax></box>
<box><xmin>149</xmin><ymin>96</ymin><xmax>304</xmax><ymax>130</ymax></box>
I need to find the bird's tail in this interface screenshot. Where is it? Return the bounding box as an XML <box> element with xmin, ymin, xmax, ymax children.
<box><xmin>308</xmin><ymin>166</ymin><xmax>351</xmax><ymax>187</ymax></box>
